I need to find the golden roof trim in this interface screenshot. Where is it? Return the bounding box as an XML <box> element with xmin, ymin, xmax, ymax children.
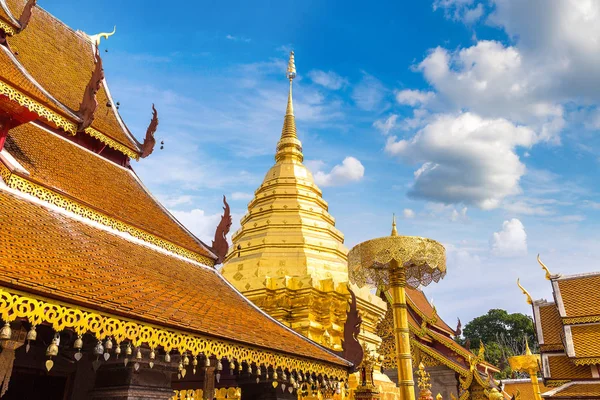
<box><xmin>563</xmin><ymin>315</ymin><xmax>600</xmax><ymax>324</ymax></box>
<box><xmin>0</xmin><ymin>79</ymin><xmax>77</xmax><ymax>134</ymax></box>
<box><xmin>0</xmin><ymin>17</ymin><xmax>16</xmax><ymax>35</ymax></box>
<box><xmin>85</xmin><ymin>126</ymin><xmax>140</xmax><ymax>160</ymax></box>
<box><xmin>572</xmin><ymin>357</ymin><xmax>600</xmax><ymax>366</ymax></box>
<box><xmin>0</xmin><ymin>286</ymin><xmax>348</xmax><ymax>379</ymax></box>
<box><xmin>412</xmin><ymin>339</ymin><xmax>468</xmax><ymax>377</ymax></box>
<box><xmin>0</xmin><ymin>162</ymin><xmax>214</xmax><ymax>266</ymax></box>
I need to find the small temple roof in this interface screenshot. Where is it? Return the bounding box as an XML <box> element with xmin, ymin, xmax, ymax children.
<box><xmin>543</xmin><ymin>354</ymin><xmax>594</xmax><ymax>380</ymax></box>
<box><xmin>3</xmin><ymin>122</ymin><xmax>212</xmax><ymax>260</ymax></box>
<box><xmin>553</xmin><ymin>272</ymin><xmax>600</xmax><ymax>321</ymax></box>
<box><xmin>535</xmin><ymin>300</ymin><xmax>564</xmax><ymax>352</ymax></box>
<box><xmin>542</xmin><ymin>381</ymin><xmax>600</xmax><ymax>399</ymax></box>
<box><xmin>0</xmin><ymin>187</ymin><xmax>351</xmax><ymax>369</ymax></box>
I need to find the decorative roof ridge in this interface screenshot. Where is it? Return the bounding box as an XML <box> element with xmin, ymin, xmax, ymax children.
<box><xmin>411</xmin><ymin>339</ymin><xmax>469</xmax><ymax>377</ymax></box>
<box><xmin>0</xmin><ymin>0</ymin><xmax>19</xmax><ymax>27</ymax></box>
<box><xmin>500</xmin><ymin>378</ymin><xmax>535</xmax><ymax>384</ymax></box>
<box><xmin>215</xmin><ymin>266</ymin><xmax>352</xmax><ymax>368</ymax></box>
<box><xmin>0</xmin><ymin>177</ymin><xmax>213</xmax><ymax>268</ymax></box>
<box><xmin>534</xmin><ymin>299</ymin><xmax>554</xmax><ymax>307</ymax></box>
<box><xmin>0</xmin><ymin>45</ymin><xmax>81</xmax><ymax>122</ymax></box>
<box><xmin>554</xmin><ymin>271</ymin><xmax>600</xmax><ymax>281</ymax></box>
<box><xmin>128</xmin><ymin>168</ymin><xmax>218</xmax><ymax>260</ymax></box>
<box><xmin>0</xmin><ymin>159</ymin><xmax>214</xmax><ymax>265</ymax></box>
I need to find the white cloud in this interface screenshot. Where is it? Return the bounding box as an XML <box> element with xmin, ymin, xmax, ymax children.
<box><xmin>450</xmin><ymin>207</ymin><xmax>468</xmax><ymax>222</ymax></box>
<box><xmin>373</xmin><ymin>114</ymin><xmax>398</xmax><ymax>135</ymax></box>
<box><xmin>160</xmin><ymin>195</ymin><xmax>193</xmax><ymax>208</ymax></box>
<box><xmin>226</xmin><ymin>34</ymin><xmax>251</xmax><ymax>43</ymax></box>
<box><xmin>403</xmin><ymin>208</ymin><xmax>416</xmax><ymax>219</ymax></box>
<box><xmin>433</xmin><ymin>0</ymin><xmax>485</xmax><ymax>24</ymax></box>
<box><xmin>396</xmin><ymin>89</ymin><xmax>435</xmax><ymax>106</ymax></box>
<box><xmin>312</xmin><ymin>157</ymin><xmax>365</xmax><ymax>187</ymax></box>
<box><xmin>386</xmin><ymin>112</ymin><xmax>536</xmax><ymax>209</ymax></box>
<box><xmin>231</xmin><ymin>192</ymin><xmax>253</xmax><ymax>201</ymax></box>
<box><xmin>307</xmin><ymin>70</ymin><xmax>348</xmax><ymax>90</ymax></box>
<box><xmin>490</xmin><ymin>218</ymin><xmax>527</xmax><ymax>257</ymax></box>
<box><xmin>351</xmin><ymin>72</ymin><xmax>387</xmax><ymax>111</ymax></box>
<box><xmin>171</xmin><ymin>208</ymin><xmax>223</xmax><ymax>244</ymax></box>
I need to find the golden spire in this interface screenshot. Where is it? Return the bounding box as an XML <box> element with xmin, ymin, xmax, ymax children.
<box><xmin>275</xmin><ymin>51</ymin><xmax>303</xmax><ymax>163</ymax></box>
<box><xmin>391</xmin><ymin>214</ymin><xmax>398</xmax><ymax>236</ymax></box>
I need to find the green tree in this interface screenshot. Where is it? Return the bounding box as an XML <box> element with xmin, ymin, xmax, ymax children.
<box><xmin>457</xmin><ymin>309</ymin><xmax>537</xmax><ymax>379</ymax></box>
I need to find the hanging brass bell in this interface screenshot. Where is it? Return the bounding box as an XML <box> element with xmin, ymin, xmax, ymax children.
<box><xmin>192</xmin><ymin>356</ymin><xmax>198</xmax><ymax>367</ymax></box>
<box><xmin>183</xmin><ymin>354</ymin><xmax>190</xmax><ymax>366</ymax></box>
<box><xmin>135</xmin><ymin>348</ymin><xmax>142</xmax><ymax>360</ymax></box>
<box><xmin>26</xmin><ymin>326</ymin><xmax>37</xmax><ymax>341</ymax></box>
<box><xmin>74</xmin><ymin>335</ymin><xmax>83</xmax><ymax>350</ymax></box>
<box><xmin>204</xmin><ymin>356</ymin><xmax>210</xmax><ymax>367</ymax></box>
<box><xmin>125</xmin><ymin>343</ymin><xmax>132</xmax><ymax>356</ymax></box>
<box><xmin>93</xmin><ymin>341</ymin><xmax>104</xmax><ymax>356</ymax></box>
<box><xmin>46</xmin><ymin>339</ymin><xmax>59</xmax><ymax>357</ymax></box>
<box><xmin>105</xmin><ymin>338</ymin><xmax>113</xmax><ymax>351</ymax></box>
<box><xmin>273</xmin><ymin>371</ymin><xmax>278</xmax><ymax>380</ymax></box>
<box><xmin>115</xmin><ymin>345</ymin><xmax>122</xmax><ymax>355</ymax></box>
<box><xmin>149</xmin><ymin>349</ymin><xmax>156</xmax><ymax>360</ymax></box>
<box><xmin>0</xmin><ymin>322</ymin><xmax>12</xmax><ymax>340</ymax></box>
<box><xmin>217</xmin><ymin>360</ymin><xmax>223</xmax><ymax>371</ymax></box>
<box><xmin>165</xmin><ymin>352</ymin><xmax>171</xmax><ymax>363</ymax></box>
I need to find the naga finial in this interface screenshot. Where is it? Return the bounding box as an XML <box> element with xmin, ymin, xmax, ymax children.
<box><xmin>286</xmin><ymin>51</ymin><xmax>296</xmax><ymax>81</ymax></box>
<box><xmin>88</xmin><ymin>26</ymin><xmax>116</xmax><ymax>47</ymax></box>
<box><xmin>140</xmin><ymin>104</ymin><xmax>158</xmax><ymax>159</ymax></box>
<box><xmin>517</xmin><ymin>278</ymin><xmax>533</xmax><ymax>305</ymax></box>
<box><xmin>537</xmin><ymin>254</ymin><xmax>552</xmax><ymax>280</ymax></box>
<box><xmin>478</xmin><ymin>341</ymin><xmax>485</xmax><ymax>359</ymax></box>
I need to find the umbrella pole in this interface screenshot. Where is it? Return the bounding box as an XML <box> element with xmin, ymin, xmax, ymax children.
<box><xmin>389</xmin><ymin>261</ymin><xmax>415</xmax><ymax>400</ymax></box>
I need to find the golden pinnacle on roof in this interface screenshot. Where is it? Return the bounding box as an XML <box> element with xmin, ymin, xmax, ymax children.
<box><xmin>517</xmin><ymin>278</ymin><xmax>533</xmax><ymax>305</ymax></box>
<box><xmin>391</xmin><ymin>214</ymin><xmax>398</xmax><ymax>236</ymax></box>
<box><xmin>537</xmin><ymin>254</ymin><xmax>553</xmax><ymax>280</ymax></box>
<box><xmin>275</xmin><ymin>51</ymin><xmax>302</xmax><ymax>163</ymax></box>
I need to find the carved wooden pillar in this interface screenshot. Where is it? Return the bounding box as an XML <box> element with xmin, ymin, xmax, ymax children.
<box><xmin>202</xmin><ymin>366</ymin><xmax>215</xmax><ymax>400</ymax></box>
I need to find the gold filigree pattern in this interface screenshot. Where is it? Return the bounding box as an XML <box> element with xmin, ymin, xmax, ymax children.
<box><xmin>572</xmin><ymin>357</ymin><xmax>600</xmax><ymax>366</ymax></box>
<box><xmin>348</xmin><ymin>236</ymin><xmax>446</xmax><ymax>290</ymax></box>
<box><xmin>85</xmin><ymin>127</ymin><xmax>140</xmax><ymax>160</ymax></box>
<box><xmin>545</xmin><ymin>380</ymin><xmax>570</xmax><ymax>388</ymax></box>
<box><xmin>0</xmin><ymin>20</ymin><xmax>17</xmax><ymax>36</ymax></box>
<box><xmin>172</xmin><ymin>389</ymin><xmax>204</xmax><ymax>400</ymax></box>
<box><xmin>412</xmin><ymin>340</ymin><xmax>468</xmax><ymax>378</ymax></box>
<box><xmin>0</xmin><ymin>163</ymin><xmax>214</xmax><ymax>266</ymax></box>
<box><xmin>0</xmin><ymin>81</ymin><xmax>76</xmax><ymax>134</ymax></box>
<box><xmin>0</xmin><ymin>288</ymin><xmax>348</xmax><ymax>380</ymax></box>
<box><xmin>563</xmin><ymin>315</ymin><xmax>600</xmax><ymax>324</ymax></box>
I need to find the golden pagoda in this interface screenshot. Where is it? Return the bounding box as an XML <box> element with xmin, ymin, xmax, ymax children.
<box><xmin>221</xmin><ymin>51</ymin><xmax>368</xmax><ymax>349</ymax></box>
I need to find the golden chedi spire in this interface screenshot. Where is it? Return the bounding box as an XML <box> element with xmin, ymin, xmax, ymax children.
<box><xmin>222</xmin><ymin>50</ymin><xmax>349</xmax><ymax>291</ymax></box>
<box><xmin>391</xmin><ymin>214</ymin><xmax>398</xmax><ymax>237</ymax></box>
<box><xmin>276</xmin><ymin>51</ymin><xmax>303</xmax><ymax>163</ymax></box>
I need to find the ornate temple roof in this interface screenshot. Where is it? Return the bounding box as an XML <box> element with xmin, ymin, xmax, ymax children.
<box><xmin>3</xmin><ymin>122</ymin><xmax>211</xmax><ymax>260</ymax></box>
<box><xmin>1</xmin><ymin>0</ymin><xmax>142</xmax><ymax>158</ymax></box>
<box><xmin>528</xmin><ymin>267</ymin><xmax>600</xmax><ymax>387</ymax></box>
<box><xmin>222</xmin><ymin>52</ymin><xmax>349</xmax><ymax>291</ymax></box>
<box><xmin>378</xmin><ymin>287</ymin><xmax>499</xmax><ymax>377</ymax></box>
<box><xmin>0</xmin><ymin>187</ymin><xmax>350</xmax><ymax>371</ymax></box>
<box><xmin>0</xmin><ymin>2</ymin><xmax>353</xmax><ymax>379</ymax></box>
<box><xmin>542</xmin><ymin>381</ymin><xmax>600</xmax><ymax>399</ymax></box>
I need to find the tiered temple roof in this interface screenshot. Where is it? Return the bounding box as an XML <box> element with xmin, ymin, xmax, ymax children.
<box><xmin>525</xmin><ymin>266</ymin><xmax>600</xmax><ymax>399</ymax></box>
<box><xmin>378</xmin><ymin>288</ymin><xmax>500</xmax><ymax>389</ymax></box>
<box><xmin>0</xmin><ymin>0</ymin><xmax>353</xmax><ymax>389</ymax></box>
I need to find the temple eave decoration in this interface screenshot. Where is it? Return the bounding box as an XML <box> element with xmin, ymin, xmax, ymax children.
<box><xmin>0</xmin><ymin>287</ymin><xmax>349</xmax><ymax>380</ymax></box>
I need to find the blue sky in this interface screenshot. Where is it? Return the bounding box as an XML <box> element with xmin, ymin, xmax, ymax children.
<box><xmin>47</xmin><ymin>0</ymin><xmax>600</xmax><ymax>325</ymax></box>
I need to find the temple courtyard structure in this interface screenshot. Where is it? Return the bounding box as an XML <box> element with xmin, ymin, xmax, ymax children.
<box><xmin>0</xmin><ymin>1</ymin><xmax>599</xmax><ymax>400</ymax></box>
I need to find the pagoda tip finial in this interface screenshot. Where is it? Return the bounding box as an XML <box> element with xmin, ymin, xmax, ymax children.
<box><xmin>286</xmin><ymin>51</ymin><xmax>296</xmax><ymax>81</ymax></box>
<box><xmin>391</xmin><ymin>214</ymin><xmax>398</xmax><ymax>236</ymax></box>
<box><xmin>524</xmin><ymin>339</ymin><xmax>532</xmax><ymax>356</ymax></box>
